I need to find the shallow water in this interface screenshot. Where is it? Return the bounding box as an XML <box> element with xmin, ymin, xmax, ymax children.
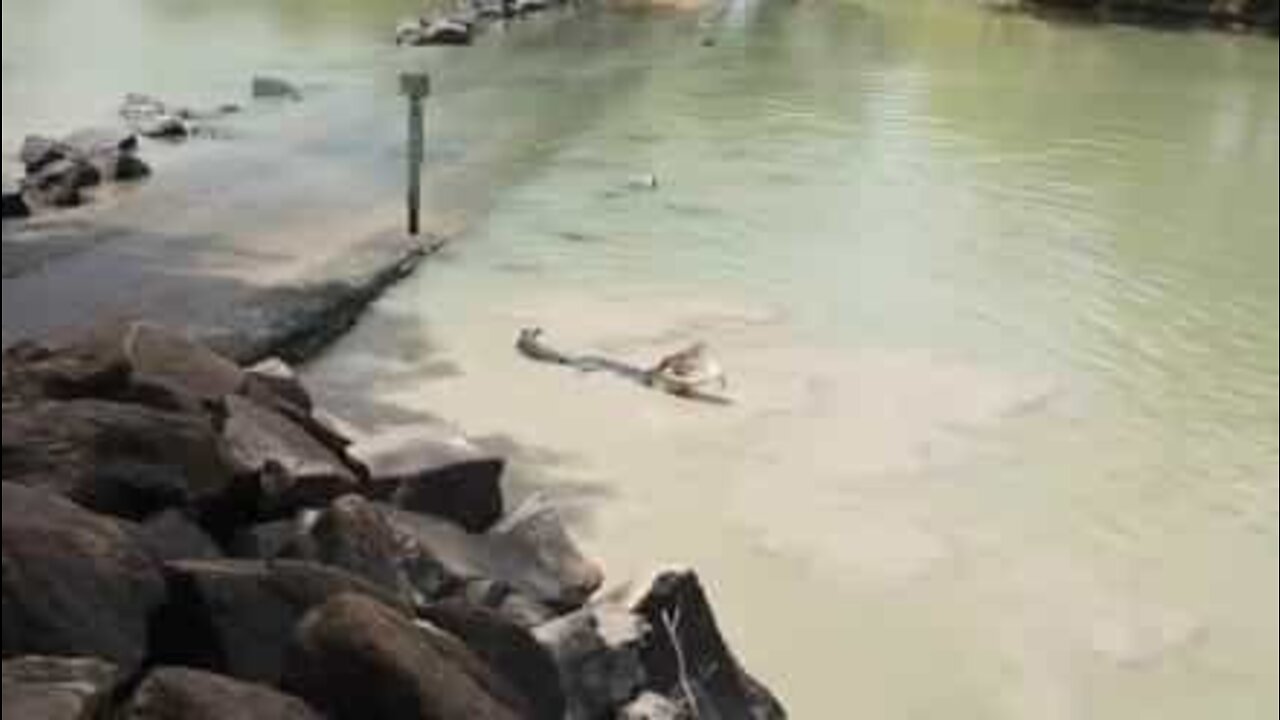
<box><xmin>6</xmin><ymin>0</ymin><xmax>1277</xmax><ymax>717</ymax></box>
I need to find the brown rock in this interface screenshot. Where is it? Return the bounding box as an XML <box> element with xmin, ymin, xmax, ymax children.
<box><xmin>2</xmin><ymin>484</ymin><xmax>166</xmax><ymax>672</ymax></box>
<box><xmin>382</xmin><ymin>502</ymin><xmax>601</xmax><ymax>611</ymax></box>
<box><xmin>149</xmin><ymin>559</ymin><xmax>411</xmax><ymax>685</ymax></box>
<box><xmin>2</xmin><ymin>399</ymin><xmax>234</xmax><ymax>521</ymax></box>
<box><xmin>2</xmin><ymin>656</ymin><xmax>121</xmax><ymax>720</ymax></box>
<box><xmin>352</xmin><ymin>431</ymin><xmax>505</xmax><ymax>532</ymax></box>
<box><xmin>533</xmin><ymin>604</ymin><xmax>649</xmax><ymax>720</ymax></box>
<box><xmin>420</xmin><ymin>599</ymin><xmax>566</xmax><ymax>719</ymax></box>
<box><xmin>119</xmin><ymin>667</ymin><xmax>321</xmax><ymax>720</ymax></box>
<box><xmin>307</xmin><ymin>495</ymin><xmax>416</xmax><ymax>603</ymax></box>
<box><xmin>222</xmin><ymin>395</ymin><xmax>360</xmax><ymax>513</ymax></box>
<box><xmin>282</xmin><ymin>593</ymin><xmax>527</xmax><ymax>720</ymax></box>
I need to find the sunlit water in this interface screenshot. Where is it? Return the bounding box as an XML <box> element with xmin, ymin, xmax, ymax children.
<box><xmin>5</xmin><ymin>1</ymin><xmax>1277</xmax><ymax>717</ymax></box>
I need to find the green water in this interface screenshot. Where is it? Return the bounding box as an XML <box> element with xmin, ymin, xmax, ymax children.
<box><xmin>5</xmin><ymin>1</ymin><xmax>1277</xmax><ymax>717</ymax></box>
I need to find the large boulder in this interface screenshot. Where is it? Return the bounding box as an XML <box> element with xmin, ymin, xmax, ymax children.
<box><xmin>420</xmin><ymin>599</ymin><xmax>565</xmax><ymax>719</ymax></box>
<box><xmin>119</xmin><ymin>667</ymin><xmax>321</xmax><ymax>720</ymax></box>
<box><xmin>1</xmin><ymin>484</ymin><xmax>166</xmax><ymax>672</ymax></box>
<box><xmin>2</xmin><ymin>656</ymin><xmax>121</xmax><ymax>720</ymax></box>
<box><xmin>351</xmin><ymin>430</ymin><xmax>505</xmax><ymax>532</ymax></box>
<box><xmin>2</xmin><ymin>176</ymin><xmax>29</xmax><ymax>220</ymax></box>
<box><xmin>59</xmin><ymin>128</ymin><xmax>139</xmax><ymax>159</ymax></box>
<box><xmin>91</xmin><ymin>151</ymin><xmax>151</xmax><ymax>182</ymax></box>
<box><xmin>282</xmin><ymin>593</ymin><xmax>527</xmax><ymax>720</ymax></box>
<box><xmin>2</xmin><ymin>399</ymin><xmax>234</xmax><ymax>521</ymax></box>
<box><xmin>20</xmin><ymin>135</ymin><xmax>65</xmax><ymax>173</ymax></box>
<box><xmin>2</xmin><ymin>322</ymin><xmax>242</xmax><ymax>410</ymax></box>
<box><xmin>305</xmin><ymin>495</ymin><xmax>416</xmax><ymax>603</ymax></box>
<box><xmin>221</xmin><ymin>394</ymin><xmax>361</xmax><ymax>514</ymax></box>
<box><xmin>226</xmin><ymin>515</ymin><xmax>318</xmax><ymax>561</ymax></box>
<box><xmin>2</xmin><ymin>334</ymin><xmax>131</xmax><ymax>404</ymax></box>
<box><xmin>455</xmin><ymin>578</ymin><xmax>556</xmax><ymax>629</ymax></box>
<box><xmin>125</xmin><ymin>322</ymin><xmax>246</xmax><ymax>405</ymax></box>
<box><xmin>18</xmin><ymin>129</ymin><xmax>147</xmax><ymax>203</ymax></box>
<box><xmin>629</xmin><ymin>569</ymin><xmax>786</xmax><ymax>720</ymax></box>
<box><xmin>490</xmin><ymin>495</ymin><xmax>604</xmax><ymax>608</ymax></box>
<box><xmin>137</xmin><ymin>509</ymin><xmax>224</xmax><ymax>562</ymax></box>
<box><xmin>20</xmin><ymin>158</ymin><xmax>99</xmax><ymax>208</ymax></box>
<box><xmin>533</xmin><ymin>605</ymin><xmax>649</xmax><ymax>720</ymax></box>
<box><xmin>382</xmin><ymin>501</ymin><xmax>602</xmax><ymax>611</ymax></box>
<box><xmin>243</xmin><ymin>357</ymin><xmax>312</xmax><ymax>415</ymax></box>
<box><xmin>149</xmin><ymin>559</ymin><xmax>411</xmax><ymax>685</ymax></box>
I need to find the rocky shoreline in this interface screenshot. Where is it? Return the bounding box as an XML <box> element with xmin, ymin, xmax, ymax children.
<box><xmin>1013</xmin><ymin>0</ymin><xmax>1279</xmax><ymax>33</ymax></box>
<box><xmin>2</xmin><ymin>321</ymin><xmax>786</xmax><ymax>719</ymax></box>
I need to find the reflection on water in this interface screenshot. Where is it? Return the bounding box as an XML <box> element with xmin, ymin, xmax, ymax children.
<box><xmin>6</xmin><ymin>0</ymin><xmax>1277</xmax><ymax>717</ymax></box>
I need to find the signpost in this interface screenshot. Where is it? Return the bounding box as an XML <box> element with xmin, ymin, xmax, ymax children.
<box><xmin>400</xmin><ymin>72</ymin><xmax>431</xmax><ymax>236</ymax></box>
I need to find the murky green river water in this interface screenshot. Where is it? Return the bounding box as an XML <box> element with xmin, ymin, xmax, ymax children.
<box><xmin>5</xmin><ymin>1</ymin><xmax>1277</xmax><ymax>717</ymax></box>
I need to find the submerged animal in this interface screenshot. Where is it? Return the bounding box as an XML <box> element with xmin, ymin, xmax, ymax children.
<box><xmin>515</xmin><ymin>328</ymin><xmax>731</xmax><ymax>402</ymax></box>
<box><xmin>645</xmin><ymin>342</ymin><xmax>728</xmax><ymax>397</ymax></box>
<box><xmin>516</xmin><ymin>327</ymin><xmax>574</xmax><ymax>365</ymax></box>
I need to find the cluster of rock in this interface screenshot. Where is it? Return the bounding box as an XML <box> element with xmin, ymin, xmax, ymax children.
<box><xmin>1022</xmin><ymin>0</ymin><xmax>1279</xmax><ymax>31</ymax></box>
<box><xmin>2</xmin><ymin>321</ymin><xmax>786</xmax><ymax>719</ymax></box>
<box><xmin>10</xmin><ymin>129</ymin><xmax>150</xmax><ymax>212</ymax></box>
<box><xmin>396</xmin><ymin>0</ymin><xmax>557</xmax><ymax>47</ymax></box>
<box><xmin>4</xmin><ymin>77</ymin><xmax>300</xmax><ymax>222</ymax></box>
<box><xmin>118</xmin><ymin>93</ymin><xmax>243</xmax><ymax>142</ymax></box>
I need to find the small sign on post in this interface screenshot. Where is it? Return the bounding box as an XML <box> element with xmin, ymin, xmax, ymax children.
<box><xmin>400</xmin><ymin>72</ymin><xmax>431</xmax><ymax>236</ymax></box>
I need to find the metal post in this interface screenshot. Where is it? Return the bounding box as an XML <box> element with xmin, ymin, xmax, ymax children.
<box><xmin>400</xmin><ymin>73</ymin><xmax>431</xmax><ymax>236</ymax></box>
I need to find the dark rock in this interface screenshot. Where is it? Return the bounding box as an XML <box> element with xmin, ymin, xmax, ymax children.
<box><xmin>422</xmin><ymin>19</ymin><xmax>474</xmax><ymax>45</ymax></box>
<box><xmin>382</xmin><ymin>502</ymin><xmax>601</xmax><ymax>611</ymax></box>
<box><xmin>138</xmin><ymin>115</ymin><xmax>190</xmax><ymax>140</ymax></box>
<box><xmin>2</xmin><ymin>321</ymin><xmax>237</xmax><ymax>413</ymax></box>
<box><xmin>222</xmin><ymin>395</ymin><xmax>361</xmax><ymax>514</ymax></box>
<box><xmin>91</xmin><ymin>151</ymin><xmax>151</xmax><ymax>182</ymax></box>
<box><xmin>2</xmin><ymin>177</ymin><xmax>29</xmax><ymax>220</ymax></box>
<box><xmin>125</xmin><ymin>322</ymin><xmax>247</xmax><ymax>407</ymax></box>
<box><xmin>456</xmin><ymin>578</ymin><xmax>556</xmax><ymax>629</ymax></box>
<box><xmin>1</xmin><ymin>484</ymin><xmax>166</xmax><ymax>672</ymax></box>
<box><xmin>307</xmin><ymin>495</ymin><xmax>416</xmax><ymax>603</ymax></box>
<box><xmin>20</xmin><ymin>135</ymin><xmax>65</xmax><ymax>173</ymax></box>
<box><xmin>119</xmin><ymin>667</ymin><xmax>322</xmax><ymax>720</ymax></box>
<box><xmin>226</xmin><ymin>516</ymin><xmax>317</xmax><ymax>560</ymax></box>
<box><xmin>21</xmin><ymin>158</ymin><xmax>100</xmax><ymax>208</ymax></box>
<box><xmin>351</xmin><ymin>432</ymin><xmax>504</xmax><ymax>532</ymax></box>
<box><xmin>138</xmin><ymin>509</ymin><xmax>224</xmax><ymax>562</ymax></box>
<box><xmin>252</xmin><ymin>76</ymin><xmax>302</xmax><ymax>101</ymax></box>
<box><xmin>60</xmin><ymin>128</ymin><xmax>139</xmax><ymax>158</ymax></box>
<box><xmin>242</xmin><ymin>357</ymin><xmax>312</xmax><ymax>415</ymax></box>
<box><xmin>2</xmin><ymin>399</ymin><xmax>234</xmax><ymax>521</ymax></box>
<box><xmin>619</xmin><ymin>692</ymin><xmax>689</xmax><ymax>720</ymax></box>
<box><xmin>17</xmin><ymin>129</ymin><xmax>143</xmax><ymax>207</ymax></box>
<box><xmin>149</xmin><ymin>559</ymin><xmax>411</xmax><ymax>685</ymax></box>
<box><xmin>1</xmin><ymin>331</ymin><xmax>132</xmax><ymax>404</ymax></box>
<box><xmin>420</xmin><ymin>599</ymin><xmax>566</xmax><ymax>720</ymax></box>
<box><xmin>2</xmin><ymin>656</ymin><xmax>121</xmax><ymax>720</ymax></box>
<box><xmin>629</xmin><ymin>568</ymin><xmax>786</xmax><ymax>720</ymax></box>
<box><xmin>491</xmin><ymin>495</ymin><xmax>604</xmax><ymax>608</ymax></box>
<box><xmin>533</xmin><ymin>605</ymin><xmax>649</xmax><ymax>720</ymax></box>
<box><xmin>282</xmin><ymin>593</ymin><xmax>527</xmax><ymax>720</ymax></box>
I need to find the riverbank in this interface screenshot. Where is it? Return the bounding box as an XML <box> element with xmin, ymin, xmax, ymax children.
<box><xmin>5</xmin><ymin>0</ymin><xmax>1278</xmax><ymax>717</ymax></box>
<box><xmin>1013</xmin><ymin>0</ymin><xmax>1279</xmax><ymax>33</ymax></box>
<box><xmin>2</xmin><ymin>321</ymin><xmax>786</xmax><ymax>719</ymax></box>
